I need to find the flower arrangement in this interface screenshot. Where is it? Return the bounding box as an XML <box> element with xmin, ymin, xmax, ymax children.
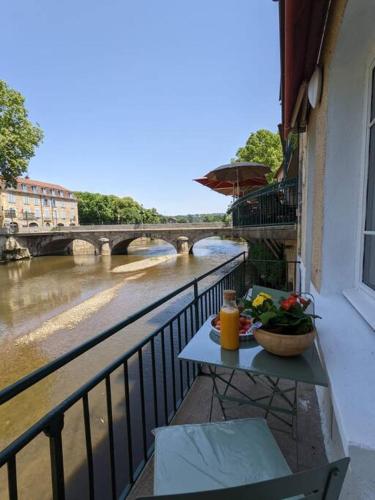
<box><xmin>244</xmin><ymin>292</ymin><xmax>320</xmax><ymax>335</ymax></box>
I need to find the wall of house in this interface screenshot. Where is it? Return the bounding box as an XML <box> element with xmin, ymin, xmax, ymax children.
<box><xmin>0</xmin><ymin>183</ymin><xmax>79</xmax><ymax>228</ymax></box>
<box><xmin>299</xmin><ymin>0</ymin><xmax>375</xmax><ymax>498</ymax></box>
<box><xmin>299</xmin><ymin>0</ymin><xmax>348</xmax><ymax>292</ymax></box>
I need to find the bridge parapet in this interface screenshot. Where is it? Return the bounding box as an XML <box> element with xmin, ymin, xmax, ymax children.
<box><xmin>5</xmin><ymin>222</ymin><xmax>229</xmax><ymax>235</ymax></box>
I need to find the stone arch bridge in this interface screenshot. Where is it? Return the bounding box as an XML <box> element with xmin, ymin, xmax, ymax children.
<box><xmin>1</xmin><ymin>223</ymin><xmax>296</xmax><ymax>258</ymax></box>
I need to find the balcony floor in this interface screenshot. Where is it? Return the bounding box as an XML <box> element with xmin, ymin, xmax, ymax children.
<box><xmin>129</xmin><ymin>369</ymin><xmax>327</xmax><ymax>499</ymax></box>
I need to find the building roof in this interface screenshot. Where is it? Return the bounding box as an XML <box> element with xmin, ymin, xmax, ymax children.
<box><xmin>16</xmin><ymin>177</ymin><xmax>72</xmax><ymax>192</ymax></box>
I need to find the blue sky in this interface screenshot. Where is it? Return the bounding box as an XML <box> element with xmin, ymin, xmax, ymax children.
<box><xmin>1</xmin><ymin>0</ymin><xmax>280</xmax><ymax>215</ymax></box>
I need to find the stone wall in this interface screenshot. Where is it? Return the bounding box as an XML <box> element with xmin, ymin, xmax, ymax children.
<box><xmin>70</xmin><ymin>239</ymin><xmax>97</xmax><ymax>255</ymax></box>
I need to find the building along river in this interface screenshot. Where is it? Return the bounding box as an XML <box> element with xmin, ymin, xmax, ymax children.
<box><xmin>0</xmin><ymin>236</ymin><xmax>247</xmax><ymax>499</ymax></box>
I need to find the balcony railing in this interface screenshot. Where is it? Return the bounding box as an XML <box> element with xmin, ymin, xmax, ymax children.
<box><xmin>0</xmin><ymin>253</ymin><xmax>248</xmax><ymax>500</ymax></box>
<box><xmin>231</xmin><ymin>178</ymin><xmax>298</xmax><ymax>227</ymax></box>
<box><xmin>21</xmin><ymin>213</ymin><xmax>37</xmax><ymax>221</ymax></box>
<box><xmin>4</xmin><ymin>209</ymin><xmax>17</xmax><ymax>218</ymax></box>
<box><xmin>0</xmin><ymin>255</ymin><xmax>300</xmax><ymax>499</ymax></box>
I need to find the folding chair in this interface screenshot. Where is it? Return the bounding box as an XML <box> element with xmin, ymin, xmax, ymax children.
<box><xmin>138</xmin><ymin>418</ymin><xmax>349</xmax><ymax>499</ymax></box>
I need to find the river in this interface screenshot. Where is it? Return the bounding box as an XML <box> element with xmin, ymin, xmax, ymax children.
<box><xmin>0</xmin><ymin>237</ymin><xmax>246</xmax><ymax>499</ymax></box>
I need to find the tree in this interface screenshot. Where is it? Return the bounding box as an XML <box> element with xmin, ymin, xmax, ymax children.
<box><xmin>75</xmin><ymin>191</ymin><xmax>164</xmax><ymax>224</ymax></box>
<box><xmin>234</xmin><ymin>129</ymin><xmax>283</xmax><ymax>179</ymax></box>
<box><xmin>0</xmin><ymin>80</ymin><xmax>43</xmax><ymax>186</ymax></box>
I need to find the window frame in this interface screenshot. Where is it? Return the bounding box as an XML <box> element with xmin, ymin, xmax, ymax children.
<box><xmin>7</xmin><ymin>192</ymin><xmax>16</xmax><ymax>203</ymax></box>
<box><xmin>344</xmin><ymin>59</ymin><xmax>375</xmax><ymax>329</ymax></box>
<box><xmin>358</xmin><ymin>60</ymin><xmax>375</xmax><ymax>299</ymax></box>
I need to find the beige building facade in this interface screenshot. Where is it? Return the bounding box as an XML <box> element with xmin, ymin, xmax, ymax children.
<box><xmin>0</xmin><ymin>177</ymin><xmax>79</xmax><ymax>230</ymax></box>
<box><xmin>280</xmin><ymin>0</ymin><xmax>375</xmax><ymax>498</ymax></box>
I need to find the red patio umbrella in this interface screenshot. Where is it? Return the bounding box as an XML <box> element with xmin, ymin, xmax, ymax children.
<box><xmin>194</xmin><ymin>162</ymin><xmax>270</xmax><ymax>197</ymax></box>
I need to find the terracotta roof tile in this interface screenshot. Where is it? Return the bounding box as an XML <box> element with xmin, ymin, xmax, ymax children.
<box><xmin>16</xmin><ymin>177</ymin><xmax>72</xmax><ymax>192</ymax></box>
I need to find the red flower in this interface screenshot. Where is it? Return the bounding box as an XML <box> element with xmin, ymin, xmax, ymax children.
<box><xmin>281</xmin><ymin>299</ymin><xmax>293</xmax><ymax>310</ymax></box>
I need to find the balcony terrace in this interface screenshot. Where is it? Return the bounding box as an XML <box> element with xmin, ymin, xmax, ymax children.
<box><xmin>0</xmin><ymin>254</ymin><xmax>330</xmax><ymax>499</ymax></box>
<box><xmin>231</xmin><ymin>178</ymin><xmax>298</xmax><ymax>228</ymax></box>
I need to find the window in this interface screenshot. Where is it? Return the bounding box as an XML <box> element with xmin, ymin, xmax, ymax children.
<box><xmin>21</xmin><ymin>184</ymin><xmax>28</xmax><ymax>192</ymax></box>
<box><xmin>6</xmin><ymin>208</ymin><xmax>16</xmax><ymax>218</ymax></box>
<box><xmin>34</xmin><ymin>197</ymin><xmax>40</xmax><ymax>205</ymax></box>
<box><xmin>43</xmin><ymin>198</ymin><xmax>49</xmax><ymax>207</ymax></box>
<box><xmin>44</xmin><ymin>208</ymin><xmax>50</xmax><ymax>218</ymax></box>
<box><xmin>363</xmin><ymin>67</ymin><xmax>375</xmax><ymax>291</ymax></box>
<box><xmin>7</xmin><ymin>192</ymin><xmax>16</xmax><ymax>203</ymax></box>
<box><xmin>51</xmin><ymin>199</ymin><xmax>56</xmax><ymax>207</ymax></box>
<box><xmin>42</xmin><ymin>188</ymin><xmax>48</xmax><ymax>195</ymax></box>
<box><xmin>69</xmin><ymin>193</ymin><xmax>74</xmax><ymax>199</ymax></box>
<box><xmin>52</xmin><ymin>189</ymin><xmax>56</xmax><ymax>196</ymax></box>
<box><xmin>23</xmin><ymin>196</ymin><xmax>30</xmax><ymax>205</ymax></box>
<box><xmin>32</xmin><ymin>186</ymin><xmax>38</xmax><ymax>193</ymax></box>
<box><xmin>60</xmin><ymin>209</ymin><xmax>66</xmax><ymax>220</ymax></box>
<box><xmin>60</xmin><ymin>190</ymin><xmax>64</xmax><ymax>197</ymax></box>
<box><xmin>34</xmin><ymin>207</ymin><xmax>41</xmax><ymax>219</ymax></box>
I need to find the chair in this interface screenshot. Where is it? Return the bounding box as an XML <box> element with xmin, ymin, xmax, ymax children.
<box><xmin>251</xmin><ymin>285</ymin><xmax>290</xmax><ymax>303</ymax></box>
<box><xmin>138</xmin><ymin>418</ymin><xmax>349</xmax><ymax>499</ymax></box>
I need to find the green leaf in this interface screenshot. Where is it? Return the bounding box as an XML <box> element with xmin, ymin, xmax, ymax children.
<box><xmin>259</xmin><ymin>311</ymin><xmax>277</xmax><ymax>325</ymax></box>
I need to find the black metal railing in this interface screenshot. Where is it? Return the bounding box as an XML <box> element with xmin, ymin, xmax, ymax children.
<box><xmin>231</xmin><ymin>178</ymin><xmax>298</xmax><ymax>227</ymax></box>
<box><xmin>246</xmin><ymin>259</ymin><xmax>300</xmax><ymax>293</ymax></box>
<box><xmin>0</xmin><ymin>252</ymin><xmax>247</xmax><ymax>500</ymax></box>
<box><xmin>22</xmin><ymin>213</ymin><xmax>37</xmax><ymax>221</ymax></box>
<box><xmin>4</xmin><ymin>209</ymin><xmax>17</xmax><ymax>218</ymax></box>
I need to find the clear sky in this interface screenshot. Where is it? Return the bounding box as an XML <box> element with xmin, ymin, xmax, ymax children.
<box><xmin>1</xmin><ymin>0</ymin><xmax>280</xmax><ymax>215</ymax></box>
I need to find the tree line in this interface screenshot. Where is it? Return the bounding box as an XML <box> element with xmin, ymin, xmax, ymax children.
<box><xmin>75</xmin><ymin>192</ymin><xmax>163</xmax><ymax>224</ymax></box>
<box><xmin>76</xmin><ymin>192</ymin><xmax>231</xmax><ymax>225</ymax></box>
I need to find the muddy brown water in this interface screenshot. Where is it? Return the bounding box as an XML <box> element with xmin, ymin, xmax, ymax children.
<box><xmin>0</xmin><ymin>237</ymin><xmax>247</xmax><ymax>499</ymax></box>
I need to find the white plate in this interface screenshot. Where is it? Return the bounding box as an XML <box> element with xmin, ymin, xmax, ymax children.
<box><xmin>210</xmin><ymin>316</ymin><xmax>254</xmax><ymax>342</ymax></box>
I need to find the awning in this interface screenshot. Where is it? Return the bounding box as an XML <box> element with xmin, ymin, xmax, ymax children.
<box><xmin>280</xmin><ymin>0</ymin><xmax>331</xmax><ymax>138</ymax></box>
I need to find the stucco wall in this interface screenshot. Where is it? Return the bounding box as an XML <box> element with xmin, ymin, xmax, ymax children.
<box><xmin>300</xmin><ymin>0</ymin><xmax>375</xmax><ymax>498</ymax></box>
<box><xmin>299</xmin><ymin>0</ymin><xmax>348</xmax><ymax>291</ymax></box>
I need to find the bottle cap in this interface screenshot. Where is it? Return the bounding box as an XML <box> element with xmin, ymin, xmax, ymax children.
<box><xmin>223</xmin><ymin>290</ymin><xmax>236</xmax><ymax>301</ymax></box>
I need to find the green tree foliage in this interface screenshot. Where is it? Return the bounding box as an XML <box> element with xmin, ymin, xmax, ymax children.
<box><xmin>75</xmin><ymin>192</ymin><xmax>164</xmax><ymax>224</ymax></box>
<box><xmin>172</xmin><ymin>213</ymin><xmax>228</xmax><ymax>223</ymax></box>
<box><xmin>0</xmin><ymin>80</ymin><xmax>44</xmax><ymax>186</ymax></box>
<box><xmin>234</xmin><ymin>129</ymin><xmax>283</xmax><ymax>179</ymax></box>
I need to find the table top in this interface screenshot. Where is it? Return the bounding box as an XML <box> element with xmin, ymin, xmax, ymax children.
<box><xmin>178</xmin><ymin>316</ymin><xmax>328</xmax><ymax>387</ymax></box>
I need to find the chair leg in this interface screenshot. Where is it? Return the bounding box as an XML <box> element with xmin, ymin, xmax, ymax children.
<box><xmin>208</xmin><ymin>366</ymin><xmax>227</xmax><ymax>420</ymax></box>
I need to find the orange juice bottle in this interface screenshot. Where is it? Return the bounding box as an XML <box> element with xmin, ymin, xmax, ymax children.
<box><xmin>220</xmin><ymin>290</ymin><xmax>240</xmax><ymax>350</ymax></box>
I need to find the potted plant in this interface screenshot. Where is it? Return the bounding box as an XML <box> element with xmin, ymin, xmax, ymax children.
<box><xmin>245</xmin><ymin>292</ymin><xmax>320</xmax><ymax>357</ymax></box>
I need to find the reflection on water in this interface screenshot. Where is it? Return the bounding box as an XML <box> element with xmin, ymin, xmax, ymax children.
<box><xmin>0</xmin><ymin>237</ymin><xmax>247</xmax><ymax>497</ymax></box>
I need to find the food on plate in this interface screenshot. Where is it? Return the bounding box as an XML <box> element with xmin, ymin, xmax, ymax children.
<box><xmin>212</xmin><ymin>315</ymin><xmax>252</xmax><ymax>336</ymax></box>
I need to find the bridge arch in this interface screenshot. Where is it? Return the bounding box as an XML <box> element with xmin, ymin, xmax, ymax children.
<box><xmin>37</xmin><ymin>235</ymin><xmax>100</xmax><ymax>256</ymax></box>
<box><xmin>111</xmin><ymin>235</ymin><xmax>177</xmax><ymax>255</ymax></box>
<box><xmin>187</xmin><ymin>233</ymin><xmax>248</xmax><ymax>254</ymax></box>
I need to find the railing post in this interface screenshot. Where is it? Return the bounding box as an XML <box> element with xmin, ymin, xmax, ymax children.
<box><xmin>193</xmin><ymin>279</ymin><xmax>199</xmax><ymax>331</ymax></box>
<box><xmin>44</xmin><ymin>414</ymin><xmax>65</xmax><ymax>500</ymax></box>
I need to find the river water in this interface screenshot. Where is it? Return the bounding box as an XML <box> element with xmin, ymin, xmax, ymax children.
<box><xmin>0</xmin><ymin>237</ymin><xmax>246</xmax><ymax>499</ymax></box>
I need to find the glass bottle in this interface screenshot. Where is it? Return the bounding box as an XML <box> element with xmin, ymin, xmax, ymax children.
<box><xmin>220</xmin><ymin>290</ymin><xmax>240</xmax><ymax>350</ymax></box>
